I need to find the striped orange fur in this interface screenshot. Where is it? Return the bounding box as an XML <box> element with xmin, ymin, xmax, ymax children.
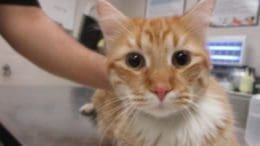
<box><xmin>82</xmin><ymin>0</ymin><xmax>240</xmax><ymax>145</ymax></box>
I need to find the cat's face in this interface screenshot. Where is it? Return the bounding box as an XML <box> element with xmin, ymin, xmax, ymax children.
<box><xmin>97</xmin><ymin>0</ymin><xmax>216</xmax><ymax>118</ymax></box>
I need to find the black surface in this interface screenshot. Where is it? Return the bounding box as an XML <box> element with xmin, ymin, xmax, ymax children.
<box><xmin>79</xmin><ymin>15</ymin><xmax>103</xmax><ymax>51</ymax></box>
<box><xmin>0</xmin><ymin>123</ymin><xmax>21</xmax><ymax>146</ymax></box>
<box><xmin>0</xmin><ymin>0</ymin><xmax>39</xmax><ymax>6</ymax></box>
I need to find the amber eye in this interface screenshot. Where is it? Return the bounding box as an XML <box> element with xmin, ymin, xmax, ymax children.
<box><xmin>172</xmin><ymin>50</ymin><xmax>191</xmax><ymax>67</ymax></box>
<box><xmin>126</xmin><ymin>52</ymin><xmax>145</xmax><ymax>69</ymax></box>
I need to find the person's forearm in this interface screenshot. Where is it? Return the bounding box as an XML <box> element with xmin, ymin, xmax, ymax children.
<box><xmin>0</xmin><ymin>5</ymin><xmax>110</xmax><ymax>89</ymax></box>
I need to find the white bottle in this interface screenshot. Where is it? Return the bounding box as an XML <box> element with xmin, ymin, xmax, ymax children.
<box><xmin>245</xmin><ymin>95</ymin><xmax>260</xmax><ymax>146</ymax></box>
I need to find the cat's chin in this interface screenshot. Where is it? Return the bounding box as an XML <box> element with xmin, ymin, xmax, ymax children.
<box><xmin>140</xmin><ymin>106</ymin><xmax>179</xmax><ymax>119</ymax></box>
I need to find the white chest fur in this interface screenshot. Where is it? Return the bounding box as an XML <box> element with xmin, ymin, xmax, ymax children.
<box><xmin>131</xmin><ymin>97</ymin><xmax>226</xmax><ymax>146</ymax></box>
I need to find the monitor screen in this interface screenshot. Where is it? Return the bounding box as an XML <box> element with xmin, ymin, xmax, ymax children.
<box><xmin>206</xmin><ymin>36</ymin><xmax>246</xmax><ymax>66</ymax></box>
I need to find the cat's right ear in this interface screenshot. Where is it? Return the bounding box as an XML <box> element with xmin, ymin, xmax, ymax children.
<box><xmin>96</xmin><ymin>0</ymin><xmax>129</xmax><ymax>43</ymax></box>
<box><xmin>181</xmin><ymin>0</ymin><xmax>216</xmax><ymax>42</ymax></box>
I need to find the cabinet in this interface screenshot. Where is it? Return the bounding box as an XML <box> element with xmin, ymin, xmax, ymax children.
<box><xmin>228</xmin><ymin>91</ymin><xmax>251</xmax><ymax>129</ymax></box>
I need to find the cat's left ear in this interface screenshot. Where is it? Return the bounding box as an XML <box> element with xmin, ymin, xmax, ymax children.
<box><xmin>96</xmin><ymin>0</ymin><xmax>129</xmax><ymax>44</ymax></box>
<box><xmin>181</xmin><ymin>0</ymin><xmax>216</xmax><ymax>41</ymax></box>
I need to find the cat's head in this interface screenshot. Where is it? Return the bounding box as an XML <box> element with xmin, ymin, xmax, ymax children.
<box><xmin>97</xmin><ymin>0</ymin><xmax>216</xmax><ymax>118</ymax></box>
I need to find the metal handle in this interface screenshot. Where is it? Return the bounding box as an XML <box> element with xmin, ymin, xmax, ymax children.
<box><xmin>2</xmin><ymin>64</ymin><xmax>12</xmax><ymax>77</ymax></box>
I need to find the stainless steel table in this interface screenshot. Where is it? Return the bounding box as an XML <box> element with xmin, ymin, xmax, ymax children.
<box><xmin>0</xmin><ymin>86</ymin><xmax>248</xmax><ymax>146</ymax></box>
<box><xmin>0</xmin><ymin>86</ymin><xmax>108</xmax><ymax>146</ymax></box>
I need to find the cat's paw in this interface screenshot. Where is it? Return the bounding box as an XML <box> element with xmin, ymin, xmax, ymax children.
<box><xmin>79</xmin><ymin>103</ymin><xmax>95</xmax><ymax>115</ymax></box>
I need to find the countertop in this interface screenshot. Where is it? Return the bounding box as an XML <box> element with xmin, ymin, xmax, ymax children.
<box><xmin>0</xmin><ymin>86</ymin><xmax>110</xmax><ymax>146</ymax></box>
<box><xmin>0</xmin><ymin>86</ymin><xmax>248</xmax><ymax>146</ymax></box>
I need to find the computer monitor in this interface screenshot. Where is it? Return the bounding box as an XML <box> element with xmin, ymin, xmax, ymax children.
<box><xmin>206</xmin><ymin>35</ymin><xmax>247</xmax><ymax>66</ymax></box>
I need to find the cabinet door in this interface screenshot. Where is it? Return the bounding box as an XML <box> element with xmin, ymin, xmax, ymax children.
<box><xmin>228</xmin><ymin>92</ymin><xmax>250</xmax><ymax>129</ymax></box>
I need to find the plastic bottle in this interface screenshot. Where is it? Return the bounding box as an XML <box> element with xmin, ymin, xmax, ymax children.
<box><xmin>245</xmin><ymin>94</ymin><xmax>260</xmax><ymax>146</ymax></box>
<box><xmin>240</xmin><ymin>68</ymin><xmax>254</xmax><ymax>94</ymax></box>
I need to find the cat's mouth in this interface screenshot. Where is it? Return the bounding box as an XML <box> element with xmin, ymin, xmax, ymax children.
<box><xmin>140</xmin><ymin>106</ymin><xmax>176</xmax><ymax>118</ymax></box>
<box><xmin>131</xmin><ymin>93</ymin><xmax>192</xmax><ymax>118</ymax></box>
<box><xmin>135</xmin><ymin>101</ymin><xmax>178</xmax><ymax>118</ymax></box>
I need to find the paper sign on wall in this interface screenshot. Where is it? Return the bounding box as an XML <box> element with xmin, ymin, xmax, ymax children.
<box><xmin>83</xmin><ymin>0</ymin><xmax>96</xmax><ymax>17</ymax></box>
<box><xmin>211</xmin><ymin>0</ymin><xmax>259</xmax><ymax>27</ymax></box>
<box><xmin>146</xmin><ymin>0</ymin><xmax>186</xmax><ymax>18</ymax></box>
<box><xmin>39</xmin><ymin>0</ymin><xmax>77</xmax><ymax>30</ymax></box>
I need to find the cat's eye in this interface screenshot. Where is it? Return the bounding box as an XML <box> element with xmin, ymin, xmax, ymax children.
<box><xmin>126</xmin><ymin>52</ymin><xmax>145</xmax><ymax>69</ymax></box>
<box><xmin>172</xmin><ymin>50</ymin><xmax>191</xmax><ymax>67</ymax></box>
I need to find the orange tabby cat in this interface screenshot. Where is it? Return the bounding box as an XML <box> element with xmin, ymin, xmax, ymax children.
<box><xmin>81</xmin><ymin>0</ymin><xmax>240</xmax><ymax>145</ymax></box>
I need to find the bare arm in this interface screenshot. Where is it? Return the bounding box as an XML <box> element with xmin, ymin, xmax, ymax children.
<box><xmin>0</xmin><ymin>5</ymin><xmax>111</xmax><ymax>89</ymax></box>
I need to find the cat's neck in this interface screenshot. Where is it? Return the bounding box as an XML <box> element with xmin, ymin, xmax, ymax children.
<box><xmin>130</xmin><ymin>94</ymin><xmax>227</xmax><ymax>146</ymax></box>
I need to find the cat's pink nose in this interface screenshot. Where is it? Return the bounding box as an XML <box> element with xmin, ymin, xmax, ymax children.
<box><xmin>151</xmin><ymin>84</ymin><xmax>171</xmax><ymax>102</ymax></box>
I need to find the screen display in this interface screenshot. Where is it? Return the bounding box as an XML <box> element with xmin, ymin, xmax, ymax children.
<box><xmin>206</xmin><ymin>41</ymin><xmax>243</xmax><ymax>65</ymax></box>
